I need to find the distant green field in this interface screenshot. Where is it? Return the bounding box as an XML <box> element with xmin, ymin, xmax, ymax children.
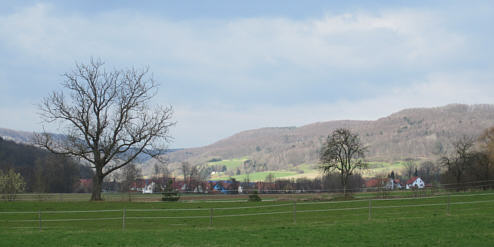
<box><xmin>207</xmin><ymin>158</ymin><xmax>248</xmax><ymax>170</ymax></box>
<box><xmin>296</xmin><ymin>163</ymin><xmax>318</xmax><ymax>173</ymax></box>
<box><xmin>215</xmin><ymin>171</ymin><xmax>298</xmax><ymax>181</ymax></box>
<box><xmin>0</xmin><ymin>191</ymin><xmax>493</xmax><ymax>246</ymax></box>
<box><xmin>208</xmin><ymin>158</ymin><xmax>418</xmax><ymax>181</ymax></box>
<box><xmin>361</xmin><ymin>161</ymin><xmax>408</xmax><ymax>177</ymax></box>
<box><xmin>207</xmin><ymin>157</ymin><xmax>419</xmax><ymax>181</ymax></box>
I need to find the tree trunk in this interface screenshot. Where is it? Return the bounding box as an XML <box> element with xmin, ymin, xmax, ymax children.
<box><xmin>343</xmin><ymin>183</ymin><xmax>347</xmax><ymax>198</ymax></box>
<box><xmin>456</xmin><ymin>175</ymin><xmax>461</xmax><ymax>192</ymax></box>
<box><xmin>342</xmin><ymin>175</ymin><xmax>348</xmax><ymax>198</ymax></box>
<box><xmin>91</xmin><ymin>174</ymin><xmax>104</xmax><ymax>201</ymax></box>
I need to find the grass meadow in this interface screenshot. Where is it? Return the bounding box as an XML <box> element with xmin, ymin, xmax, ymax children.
<box><xmin>0</xmin><ymin>191</ymin><xmax>493</xmax><ymax>246</ymax></box>
<box><xmin>208</xmin><ymin>159</ymin><xmax>410</xmax><ymax>181</ymax></box>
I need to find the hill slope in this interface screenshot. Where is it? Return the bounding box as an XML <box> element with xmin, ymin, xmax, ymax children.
<box><xmin>166</xmin><ymin>104</ymin><xmax>494</xmax><ymax>172</ymax></box>
<box><xmin>0</xmin><ymin>137</ymin><xmax>93</xmax><ymax>192</ymax></box>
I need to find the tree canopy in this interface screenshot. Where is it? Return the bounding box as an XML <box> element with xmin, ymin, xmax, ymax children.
<box><xmin>320</xmin><ymin>128</ymin><xmax>367</xmax><ymax>195</ymax></box>
<box><xmin>35</xmin><ymin>59</ymin><xmax>174</xmax><ymax>200</ymax></box>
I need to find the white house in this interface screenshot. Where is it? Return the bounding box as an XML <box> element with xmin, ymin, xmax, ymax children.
<box><xmin>142</xmin><ymin>182</ymin><xmax>156</xmax><ymax>194</ymax></box>
<box><xmin>406</xmin><ymin>177</ymin><xmax>425</xmax><ymax>189</ymax></box>
<box><xmin>385</xmin><ymin>179</ymin><xmax>402</xmax><ymax>190</ymax></box>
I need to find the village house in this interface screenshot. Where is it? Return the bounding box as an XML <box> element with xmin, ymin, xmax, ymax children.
<box><xmin>385</xmin><ymin>178</ymin><xmax>402</xmax><ymax>190</ymax></box>
<box><xmin>406</xmin><ymin>177</ymin><xmax>425</xmax><ymax>189</ymax></box>
<box><xmin>364</xmin><ymin>178</ymin><xmax>402</xmax><ymax>191</ymax></box>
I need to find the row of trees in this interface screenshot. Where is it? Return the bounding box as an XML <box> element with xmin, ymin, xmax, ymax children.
<box><xmin>319</xmin><ymin>127</ymin><xmax>494</xmax><ymax>196</ymax></box>
<box><xmin>439</xmin><ymin>127</ymin><xmax>494</xmax><ymax>190</ymax></box>
<box><xmin>0</xmin><ymin>137</ymin><xmax>93</xmax><ymax>193</ymax></box>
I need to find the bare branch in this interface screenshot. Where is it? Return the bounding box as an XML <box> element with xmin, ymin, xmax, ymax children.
<box><xmin>36</xmin><ymin>59</ymin><xmax>174</xmax><ymax>200</ymax></box>
<box><xmin>319</xmin><ymin>128</ymin><xmax>368</xmax><ymax>195</ymax></box>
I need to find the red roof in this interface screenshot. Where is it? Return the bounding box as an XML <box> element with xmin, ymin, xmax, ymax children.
<box><xmin>79</xmin><ymin>179</ymin><xmax>92</xmax><ymax>187</ymax></box>
<box><xmin>365</xmin><ymin>179</ymin><xmax>380</xmax><ymax>187</ymax></box>
<box><xmin>406</xmin><ymin>177</ymin><xmax>419</xmax><ymax>185</ymax></box>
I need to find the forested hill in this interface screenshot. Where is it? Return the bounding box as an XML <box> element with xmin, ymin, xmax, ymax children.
<box><xmin>166</xmin><ymin>104</ymin><xmax>494</xmax><ymax>170</ymax></box>
<box><xmin>0</xmin><ymin>137</ymin><xmax>93</xmax><ymax>193</ymax></box>
<box><xmin>0</xmin><ymin>128</ymin><xmax>33</xmax><ymax>144</ymax></box>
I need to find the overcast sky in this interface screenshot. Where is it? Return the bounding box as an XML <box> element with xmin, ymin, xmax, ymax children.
<box><xmin>1</xmin><ymin>0</ymin><xmax>494</xmax><ymax>148</ymax></box>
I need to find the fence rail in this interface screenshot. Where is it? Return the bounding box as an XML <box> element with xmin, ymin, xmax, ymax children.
<box><xmin>2</xmin><ymin>179</ymin><xmax>494</xmax><ymax>202</ymax></box>
<box><xmin>1</xmin><ymin>192</ymin><xmax>493</xmax><ymax>231</ymax></box>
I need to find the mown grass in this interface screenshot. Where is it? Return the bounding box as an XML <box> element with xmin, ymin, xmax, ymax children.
<box><xmin>1</xmin><ymin>215</ymin><xmax>493</xmax><ymax>247</ymax></box>
<box><xmin>0</xmin><ymin>191</ymin><xmax>493</xmax><ymax>246</ymax></box>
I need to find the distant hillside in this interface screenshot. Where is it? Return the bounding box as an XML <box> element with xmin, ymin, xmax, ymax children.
<box><xmin>0</xmin><ymin>128</ymin><xmax>33</xmax><ymax>144</ymax></box>
<box><xmin>0</xmin><ymin>128</ymin><xmax>181</xmax><ymax>165</ymax></box>
<box><xmin>165</xmin><ymin>104</ymin><xmax>494</xmax><ymax>172</ymax></box>
<box><xmin>0</xmin><ymin>137</ymin><xmax>94</xmax><ymax>192</ymax></box>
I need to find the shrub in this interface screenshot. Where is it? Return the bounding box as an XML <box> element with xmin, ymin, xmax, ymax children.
<box><xmin>248</xmin><ymin>191</ymin><xmax>262</xmax><ymax>202</ymax></box>
<box><xmin>162</xmin><ymin>179</ymin><xmax>180</xmax><ymax>202</ymax></box>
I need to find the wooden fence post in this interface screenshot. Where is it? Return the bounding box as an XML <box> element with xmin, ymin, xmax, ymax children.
<box><xmin>368</xmin><ymin>200</ymin><xmax>372</xmax><ymax>220</ymax></box>
<box><xmin>293</xmin><ymin>201</ymin><xmax>297</xmax><ymax>224</ymax></box>
<box><xmin>210</xmin><ymin>208</ymin><xmax>214</xmax><ymax>226</ymax></box>
<box><xmin>38</xmin><ymin>210</ymin><xmax>42</xmax><ymax>231</ymax></box>
<box><xmin>447</xmin><ymin>193</ymin><xmax>450</xmax><ymax>216</ymax></box>
<box><xmin>122</xmin><ymin>208</ymin><xmax>126</xmax><ymax>230</ymax></box>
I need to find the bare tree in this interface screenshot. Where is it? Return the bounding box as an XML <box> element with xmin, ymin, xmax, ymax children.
<box><xmin>479</xmin><ymin>127</ymin><xmax>494</xmax><ymax>180</ymax></box>
<box><xmin>403</xmin><ymin>158</ymin><xmax>417</xmax><ymax>180</ymax></box>
<box><xmin>180</xmin><ymin>162</ymin><xmax>191</xmax><ymax>191</ymax></box>
<box><xmin>120</xmin><ymin>163</ymin><xmax>142</xmax><ymax>201</ymax></box>
<box><xmin>440</xmin><ymin>136</ymin><xmax>475</xmax><ymax>190</ymax></box>
<box><xmin>152</xmin><ymin>163</ymin><xmax>168</xmax><ymax>192</ymax></box>
<box><xmin>320</xmin><ymin>128</ymin><xmax>367</xmax><ymax>196</ymax></box>
<box><xmin>418</xmin><ymin>161</ymin><xmax>440</xmax><ymax>184</ymax></box>
<box><xmin>35</xmin><ymin>59</ymin><xmax>174</xmax><ymax>201</ymax></box>
<box><xmin>265</xmin><ymin>173</ymin><xmax>275</xmax><ymax>184</ymax></box>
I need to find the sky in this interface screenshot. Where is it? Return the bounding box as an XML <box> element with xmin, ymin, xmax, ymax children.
<box><xmin>0</xmin><ymin>0</ymin><xmax>494</xmax><ymax>148</ymax></box>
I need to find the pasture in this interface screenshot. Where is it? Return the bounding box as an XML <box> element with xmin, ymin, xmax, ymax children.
<box><xmin>0</xmin><ymin>191</ymin><xmax>493</xmax><ymax>246</ymax></box>
<box><xmin>215</xmin><ymin>170</ymin><xmax>299</xmax><ymax>181</ymax></box>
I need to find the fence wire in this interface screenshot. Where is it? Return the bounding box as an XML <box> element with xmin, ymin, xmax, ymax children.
<box><xmin>0</xmin><ymin>191</ymin><xmax>493</xmax><ymax>229</ymax></box>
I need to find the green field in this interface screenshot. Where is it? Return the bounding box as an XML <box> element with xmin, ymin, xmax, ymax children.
<box><xmin>206</xmin><ymin>157</ymin><xmax>421</xmax><ymax>182</ymax></box>
<box><xmin>361</xmin><ymin>161</ymin><xmax>407</xmax><ymax>177</ymax></box>
<box><xmin>1</xmin><ymin>191</ymin><xmax>494</xmax><ymax>246</ymax></box>
<box><xmin>207</xmin><ymin>158</ymin><xmax>249</xmax><ymax>170</ymax></box>
<box><xmin>208</xmin><ymin>158</ymin><xmax>416</xmax><ymax>181</ymax></box>
<box><xmin>215</xmin><ymin>170</ymin><xmax>298</xmax><ymax>181</ymax></box>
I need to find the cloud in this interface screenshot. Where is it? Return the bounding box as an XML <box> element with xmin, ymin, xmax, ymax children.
<box><xmin>171</xmin><ymin>70</ymin><xmax>494</xmax><ymax>147</ymax></box>
<box><xmin>0</xmin><ymin>4</ymin><xmax>470</xmax><ymax>80</ymax></box>
<box><xmin>0</xmin><ymin>3</ymin><xmax>493</xmax><ymax>147</ymax></box>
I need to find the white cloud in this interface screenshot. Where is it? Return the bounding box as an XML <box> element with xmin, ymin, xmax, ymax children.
<box><xmin>171</xmin><ymin>70</ymin><xmax>494</xmax><ymax>147</ymax></box>
<box><xmin>0</xmin><ymin>3</ymin><xmax>492</xmax><ymax>148</ymax></box>
<box><xmin>0</xmin><ymin>4</ymin><xmax>468</xmax><ymax>76</ymax></box>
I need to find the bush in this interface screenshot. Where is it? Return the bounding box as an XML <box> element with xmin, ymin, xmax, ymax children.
<box><xmin>0</xmin><ymin>169</ymin><xmax>26</xmax><ymax>201</ymax></box>
<box><xmin>162</xmin><ymin>179</ymin><xmax>180</xmax><ymax>202</ymax></box>
<box><xmin>162</xmin><ymin>191</ymin><xmax>180</xmax><ymax>201</ymax></box>
<box><xmin>248</xmin><ymin>191</ymin><xmax>262</xmax><ymax>202</ymax></box>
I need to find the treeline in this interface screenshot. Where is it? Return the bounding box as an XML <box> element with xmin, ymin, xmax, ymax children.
<box><xmin>0</xmin><ymin>137</ymin><xmax>93</xmax><ymax>193</ymax></box>
<box><xmin>360</xmin><ymin>126</ymin><xmax>494</xmax><ymax>191</ymax></box>
<box><xmin>265</xmin><ymin>174</ymin><xmax>364</xmax><ymax>192</ymax></box>
<box><xmin>439</xmin><ymin>126</ymin><xmax>494</xmax><ymax>189</ymax></box>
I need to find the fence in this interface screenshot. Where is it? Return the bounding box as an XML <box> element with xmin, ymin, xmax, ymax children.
<box><xmin>2</xmin><ymin>179</ymin><xmax>494</xmax><ymax>202</ymax></box>
<box><xmin>0</xmin><ymin>192</ymin><xmax>493</xmax><ymax>231</ymax></box>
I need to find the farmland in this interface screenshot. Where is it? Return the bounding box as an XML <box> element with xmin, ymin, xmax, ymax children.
<box><xmin>208</xmin><ymin>158</ymin><xmax>410</xmax><ymax>182</ymax></box>
<box><xmin>207</xmin><ymin>158</ymin><xmax>249</xmax><ymax>170</ymax></box>
<box><xmin>1</xmin><ymin>191</ymin><xmax>493</xmax><ymax>246</ymax></box>
<box><xmin>215</xmin><ymin>171</ymin><xmax>299</xmax><ymax>181</ymax></box>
